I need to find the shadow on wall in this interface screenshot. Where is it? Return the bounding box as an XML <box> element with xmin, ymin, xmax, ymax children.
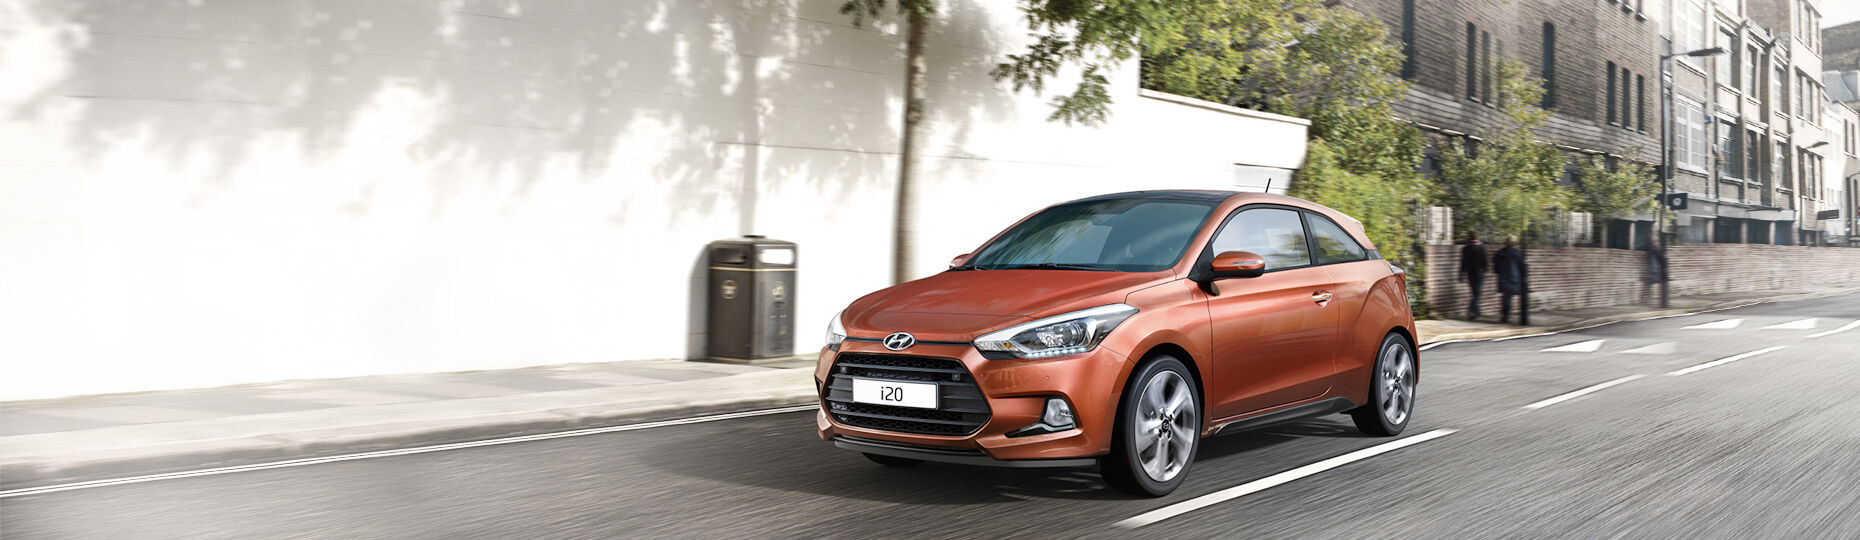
<box><xmin>5</xmin><ymin>0</ymin><xmax>1017</xmax><ymax>367</ymax></box>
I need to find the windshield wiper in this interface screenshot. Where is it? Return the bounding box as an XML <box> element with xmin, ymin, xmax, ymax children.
<box><xmin>995</xmin><ymin>263</ymin><xmax>1117</xmax><ymax>272</ymax></box>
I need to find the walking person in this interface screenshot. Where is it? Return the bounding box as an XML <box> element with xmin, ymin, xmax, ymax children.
<box><xmin>1638</xmin><ymin>239</ymin><xmax>1667</xmax><ymax>305</ymax></box>
<box><xmin>1494</xmin><ymin>236</ymin><xmax>1526</xmax><ymax>324</ymax></box>
<box><xmin>1457</xmin><ymin>232</ymin><xmax>1488</xmax><ymax>320</ymax></box>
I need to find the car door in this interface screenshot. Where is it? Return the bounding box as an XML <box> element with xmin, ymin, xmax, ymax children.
<box><xmin>1303</xmin><ymin>211</ymin><xmax>1383</xmax><ymax>372</ymax></box>
<box><xmin>1203</xmin><ymin>206</ymin><xmax>1341</xmax><ymax>420</ymax></box>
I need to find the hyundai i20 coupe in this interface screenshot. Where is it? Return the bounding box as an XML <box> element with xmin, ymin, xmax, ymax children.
<box><xmin>815</xmin><ymin>190</ymin><xmax>1418</xmax><ymax>496</ymax></box>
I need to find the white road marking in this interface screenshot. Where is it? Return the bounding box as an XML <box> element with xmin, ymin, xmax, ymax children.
<box><xmin>1666</xmin><ymin>347</ymin><xmax>1787</xmax><ymax>376</ymax></box>
<box><xmin>1520</xmin><ymin>375</ymin><xmax>1645</xmax><ymax>410</ymax></box>
<box><xmin>1419</xmin><ymin>340</ymin><xmax>1461</xmax><ymax>351</ymax></box>
<box><xmin>1112</xmin><ymin>429</ymin><xmax>1458</xmax><ymax>529</ymax></box>
<box><xmin>1540</xmin><ymin>339</ymin><xmax>1605</xmax><ymax>353</ymax></box>
<box><xmin>1494</xmin><ymin>331</ymin><xmax>1563</xmax><ymax>342</ymax></box>
<box><xmin>1808</xmin><ymin>320</ymin><xmax>1860</xmax><ymax>339</ymax></box>
<box><xmin>1682</xmin><ymin>318</ymin><xmax>1743</xmax><ymax>330</ymax></box>
<box><xmin>1761</xmin><ymin>318</ymin><xmax>1817</xmax><ymax>330</ymax></box>
<box><xmin>1621</xmin><ymin>342</ymin><xmax>1677</xmax><ymax>355</ymax></box>
<box><xmin>0</xmin><ymin>405</ymin><xmax>819</xmax><ymax>499</ymax></box>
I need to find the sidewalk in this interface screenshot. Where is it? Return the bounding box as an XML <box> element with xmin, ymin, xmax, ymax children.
<box><xmin>5</xmin><ymin>285</ymin><xmax>1855</xmax><ymax>489</ymax></box>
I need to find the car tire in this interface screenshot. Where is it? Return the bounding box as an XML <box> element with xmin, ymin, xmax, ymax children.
<box><xmin>1350</xmin><ymin>333</ymin><xmax>1416</xmax><ymax>437</ymax></box>
<box><xmin>1101</xmin><ymin>355</ymin><xmax>1199</xmax><ymax>497</ymax></box>
<box><xmin>862</xmin><ymin>453</ymin><xmax>923</xmax><ymax>467</ymax></box>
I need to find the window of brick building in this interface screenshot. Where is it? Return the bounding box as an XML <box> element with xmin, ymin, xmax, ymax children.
<box><xmin>1742</xmin><ymin>45</ymin><xmax>1757</xmax><ymax>95</ymax></box>
<box><xmin>1621</xmin><ymin>66</ymin><xmax>1633</xmax><ymax>130</ymax></box>
<box><xmin>1719</xmin><ymin>121</ymin><xmax>1740</xmax><ymax>180</ymax></box>
<box><xmin>1771</xmin><ymin>65</ymin><xmax>1785</xmax><ymax>114</ymax></box>
<box><xmin>1465</xmin><ymin>22</ymin><xmax>1478</xmax><ymax>101</ymax></box>
<box><xmin>1636</xmin><ymin>74</ymin><xmax>1646</xmax><ymax>131</ymax></box>
<box><xmin>1480</xmin><ymin>30</ymin><xmax>1493</xmax><ymax>104</ymax></box>
<box><xmin>1716</xmin><ymin>29</ymin><xmax>1734</xmax><ymax>85</ymax></box>
<box><xmin>1772</xmin><ymin>140</ymin><xmax>1787</xmax><ymax>187</ymax></box>
<box><xmin>1541</xmin><ymin>23</ymin><xmax>1556</xmax><ymax>108</ymax></box>
<box><xmin>1400</xmin><ymin>0</ymin><xmax>1416</xmax><ymax>79</ymax></box>
<box><xmin>1676</xmin><ymin>97</ymin><xmax>1709</xmax><ymax>171</ymax></box>
<box><xmin>1678</xmin><ymin>2</ymin><xmax>1706</xmax><ymax>68</ymax></box>
<box><xmin>1607</xmin><ymin>62</ymin><xmax>1618</xmax><ymax>125</ymax></box>
<box><xmin>1744</xmin><ymin>128</ymin><xmax>1760</xmax><ymax>183</ymax></box>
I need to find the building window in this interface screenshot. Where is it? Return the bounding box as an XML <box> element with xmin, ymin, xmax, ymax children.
<box><xmin>1636</xmin><ymin>74</ymin><xmax>1646</xmax><ymax>131</ymax></box>
<box><xmin>1676</xmin><ymin>97</ymin><xmax>1709</xmax><ymax>171</ymax></box>
<box><xmin>1742</xmin><ymin>46</ymin><xmax>1758</xmax><ymax>95</ymax></box>
<box><xmin>1480</xmin><ymin>30</ymin><xmax>1493</xmax><ymax>104</ymax></box>
<box><xmin>1773</xmin><ymin>140</ymin><xmax>1787</xmax><ymax>187</ymax></box>
<box><xmin>1772</xmin><ymin>65</ymin><xmax>1785</xmax><ymax>114</ymax></box>
<box><xmin>1678</xmin><ymin>2</ymin><xmax>1706</xmax><ymax>68</ymax></box>
<box><xmin>1719</xmin><ymin>121</ymin><xmax>1740</xmax><ymax>180</ymax></box>
<box><xmin>1400</xmin><ymin>0</ymin><xmax>1416</xmax><ymax>79</ymax></box>
<box><xmin>1745</xmin><ymin>128</ymin><xmax>1761</xmax><ymax>183</ymax></box>
<box><xmin>1716</xmin><ymin>29</ymin><xmax>1735</xmax><ymax>85</ymax></box>
<box><xmin>1621</xmin><ymin>66</ymin><xmax>1633</xmax><ymax>129</ymax></box>
<box><xmin>1607</xmin><ymin>62</ymin><xmax>1618</xmax><ymax>125</ymax></box>
<box><xmin>1465</xmin><ymin>23</ymin><xmax>1478</xmax><ymax>101</ymax></box>
<box><xmin>1541</xmin><ymin>23</ymin><xmax>1556</xmax><ymax>108</ymax></box>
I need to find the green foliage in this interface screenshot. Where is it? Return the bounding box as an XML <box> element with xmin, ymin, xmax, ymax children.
<box><xmin>1574</xmin><ymin>155</ymin><xmax>1660</xmax><ymax>220</ymax></box>
<box><xmin>995</xmin><ymin>0</ymin><xmax>1408</xmax><ymax>127</ymax></box>
<box><xmin>1292</xmin><ymin>139</ymin><xmax>1430</xmax><ymax>306</ymax></box>
<box><xmin>840</xmin><ymin>0</ymin><xmax>934</xmax><ymax>25</ymax></box>
<box><xmin>1435</xmin><ymin>61</ymin><xmax>1573</xmax><ymax>239</ymax></box>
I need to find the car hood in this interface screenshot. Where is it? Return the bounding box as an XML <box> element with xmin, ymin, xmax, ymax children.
<box><xmin>843</xmin><ymin>269</ymin><xmax>1170</xmax><ymax>341</ymax></box>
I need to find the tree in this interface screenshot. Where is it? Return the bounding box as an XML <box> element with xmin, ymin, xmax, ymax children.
<box><xmin>843</xmin><ymin>0</ymin><xmax>933</xmax><ymax>285</ymax></box>
<box><xmin>1435</xmin><ymin>61</ymin><xmax>1573</xmax><ymax>239</ymax></box>
<box><xmin>1574</xmin><ymin>155</ymin><xmax>1659</xmax><ymax>221</ymax></box>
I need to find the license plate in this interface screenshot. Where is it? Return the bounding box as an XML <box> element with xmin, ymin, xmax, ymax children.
<box><xmin>852</xmin><ymin>378</ymin><xmax>939</xmax><ymax>409</ymax></box>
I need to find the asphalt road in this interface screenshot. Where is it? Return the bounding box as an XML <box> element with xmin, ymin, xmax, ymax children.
<box><xmin>5</xmin><ymin>294</ymin><xmax>1859</xmax><ymax>539</ymax></box>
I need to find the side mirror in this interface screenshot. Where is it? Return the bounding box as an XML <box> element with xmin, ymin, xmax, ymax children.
<box><xmin>950</xmin><ymin>253</ymin><xmax>973</xmax><ymax>268</ymax></box>
<box><xmin>1210</xmin><ymin>251</ymin><xmax>1267</xmax><ymax>278</ymax></box>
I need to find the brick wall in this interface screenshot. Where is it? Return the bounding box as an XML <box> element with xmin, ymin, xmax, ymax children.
<box><xmin>1424</xmin><ymin>244</ymin><xmax>1860</xmax><ymax>316</ymax></box>
<box><xmin>1340</xmin><ymin>0</ymin><xmax>1663</xmax><ymax>158</ymax></box>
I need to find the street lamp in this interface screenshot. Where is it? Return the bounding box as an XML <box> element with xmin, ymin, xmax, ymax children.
<box><xmin>1658</xmin><ymin>46</ymin><xmax>1726</xmax><ymax>309</ymax></box>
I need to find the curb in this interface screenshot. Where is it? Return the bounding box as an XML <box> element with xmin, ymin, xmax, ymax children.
<box><xmin>1418</xmin><ymin>287</ymin><xmax>1860</xmax><ymax>345</ymax></box>
<box><xmin>1</xmin><ymin>372</ymin><xmax>819</xmax><ymax>491</ymax></box>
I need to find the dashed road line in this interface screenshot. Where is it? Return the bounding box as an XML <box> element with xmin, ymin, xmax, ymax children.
<box><xmin>1520</xmin><ymin>375</ymin><xmax>1646</xmax><ymax>410</ymax></box>
<box><xmin>1112</xmin><ymin>429</ymin><xmax>1459</xmax><ymax>529</ymax></box>
<box><xmin>1761</xmin><ymin>318</ymin><xmax>1817</xmax><ymax>330</ymax></box>
<box><xmin>1807</xmin><ymin>320</ymin><xmax>1860</xmax><ymax>339</ymax></box>
<box><xmin>1682</xmin><ymin>318</ymin><xmax>1743</xmax><ymax>330</ymax></box>
<box><xmin>1666</xmin><ymin>347</ymin><xmax>1787</xmax><ymax>376</ymax></box>
<box><xmin>1621</xmin><ymin>342</ymin><xmax>1677</xmax><ymax>355</ymax></box>
<box><xmin>1540</xmin><ymin>339</ymin><xmax>1605</xmax><ymax>353</ymax></box>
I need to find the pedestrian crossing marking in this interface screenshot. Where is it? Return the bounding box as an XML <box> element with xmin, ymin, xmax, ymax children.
<box><xmin>1622</xmin><ymin>342</ymin><xmax>1677</xmax><ymax>355</ymax></box>
<box><xmin>1541</xmin><ymin>339</ymin><xmax>1605</xmax><ymax>353</ymax></box>
<box><xmin>1682</xmin><ymin>319</ymin><xmax>1743</xmax><ymax>330</ymax></box>
<box><xmin>1761</xmin><ymin>318</ymin><xmax>1817</xmax><ymax>330</ymax></box>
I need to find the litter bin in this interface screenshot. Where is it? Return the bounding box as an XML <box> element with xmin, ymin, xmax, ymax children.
<box><xmin>705</xmin><ymin>236</ymin><xmax>797</xmax><ymax>362</ymax></box>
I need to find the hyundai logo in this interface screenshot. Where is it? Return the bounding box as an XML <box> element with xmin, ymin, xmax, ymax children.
<box><xmin>883</xmin><ymin>332</ymin><xmax>916</xmax><ymax>351</ymax></box>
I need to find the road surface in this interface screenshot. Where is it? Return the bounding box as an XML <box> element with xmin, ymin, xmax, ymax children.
<box><xmin>5</xmin><ymin>294</ymin><xmax>1858</xmax><ymax>538</ymax></box>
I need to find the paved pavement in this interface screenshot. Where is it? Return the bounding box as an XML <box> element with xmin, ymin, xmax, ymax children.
<box><xmin>3</xmin><ymin>293</ymin><xmax>1857</xmax><ymax>538</ymax></box>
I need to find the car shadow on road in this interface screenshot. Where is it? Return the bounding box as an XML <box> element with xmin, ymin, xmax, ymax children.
<box><xmin>638</xmin><ymin>415</ymin><xmax>1368</xmax><ymax>505</ymax></box>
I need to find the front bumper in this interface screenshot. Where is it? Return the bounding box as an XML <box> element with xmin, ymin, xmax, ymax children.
<box><xmin>814</xmin><ymin>340</ymin><xmax>1131</xmax><ymax>464</ymax></box>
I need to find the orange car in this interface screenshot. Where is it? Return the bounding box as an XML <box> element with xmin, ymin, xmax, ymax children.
<box><xmin>816</xmin><ymin>190</ymin><xmax>1417</xmax><ymax>496</ymax></box>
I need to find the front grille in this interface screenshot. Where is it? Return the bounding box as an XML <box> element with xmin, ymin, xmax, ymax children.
<box><xmin>824</xmin><ymin>353</ymin><xmax>991</xmax><ymax>436</ymax></box>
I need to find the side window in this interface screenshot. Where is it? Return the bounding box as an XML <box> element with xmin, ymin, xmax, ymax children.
<box><xmin>1211</xmin><ymin>208</ymin><xmax>1311</xmax><ymax>271</ymax></box>
<box><xmin>1307</xmin><ymin>214</ymin><xmax>1368</xmax><ymax>264</ymax></box>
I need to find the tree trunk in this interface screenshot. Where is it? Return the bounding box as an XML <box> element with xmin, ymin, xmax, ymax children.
<box><xmin>893</xmin><ymin>6</ymin><xmax>929</xmax><ymax>285</ymax></box>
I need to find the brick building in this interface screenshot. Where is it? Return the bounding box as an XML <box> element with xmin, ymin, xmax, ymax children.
<box><xmin>1340</xmin><ymin>0</ymin><xmax>1832</xmax><ymax>246</ymax></box>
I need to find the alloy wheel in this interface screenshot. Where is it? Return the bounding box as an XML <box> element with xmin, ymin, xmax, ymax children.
<box><xmin>1379</xmin><ymin>342</ymin><xmax>1417</xmax><ymax>425</ymax></box>
<box><xmin>1134</xmin><ymin>370</ymin><xmax>1197</xmax><ymax>483</ymax></box>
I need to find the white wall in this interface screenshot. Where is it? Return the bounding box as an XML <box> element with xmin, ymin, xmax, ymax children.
<box><xmin>0</xmin><ymin>0</ymin><xmax>1307</xmax><ymax>400</ymax></box>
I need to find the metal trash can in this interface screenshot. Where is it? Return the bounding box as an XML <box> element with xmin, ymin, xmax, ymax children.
<box><xmin>705</xmin><ymin>236</ymin><xmax>797</xmax><ymax>362</ymax></box>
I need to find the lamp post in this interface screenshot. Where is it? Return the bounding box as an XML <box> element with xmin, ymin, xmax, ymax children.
<box><xmin>1659</xmin><ymin>45</ymin><xmax>1726</xmax><ymax>309</ymax></box>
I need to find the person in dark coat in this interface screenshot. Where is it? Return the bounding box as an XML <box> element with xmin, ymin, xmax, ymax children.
<box><xmin>1457</xmin><ymin>232</ymin><xmax>1488</xmax><ymax>320</ymax></box>
<box><xmin>1494</xmin><ymin>236</ymin><xmax>1526</xmax><ymax>324</ymax></box>
<box><xmin>1638</xmin><ymin>240</ymin><xmax>1667</xmax><ymax>305</ymax></box>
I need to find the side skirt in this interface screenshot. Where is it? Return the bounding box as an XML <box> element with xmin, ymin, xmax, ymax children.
<box><xmin>1206</xmin><ymin>397</ymin><xmax>1358</xmax><ymax>436</ymax></box>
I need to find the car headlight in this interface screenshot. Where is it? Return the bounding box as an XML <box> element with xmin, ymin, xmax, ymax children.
<box><xmin>825</xmin><ymin>311</ymin><xmax>846</xmax><ymax>348</ymax></box>
<box><xmin>974</xmin><ymin>304</ymin><xmax>1137</xmax><ymax>359</ymax></box>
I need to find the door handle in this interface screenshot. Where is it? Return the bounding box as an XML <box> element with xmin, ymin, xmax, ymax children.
<box><xmin>1312</xmin><ymin>291</ymin><xmax>1333</xmax><ymax>303</ymax></box>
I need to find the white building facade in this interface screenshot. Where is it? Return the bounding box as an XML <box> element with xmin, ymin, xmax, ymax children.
<box><xmin>0</xmin><ymin>0</ymin><xmax>1308</xmax><ymax>400</ymax></box>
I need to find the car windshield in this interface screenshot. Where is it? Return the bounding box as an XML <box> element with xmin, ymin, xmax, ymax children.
<box><xmin>963</xmin><ymin>198</ymin><xmax>1218</xmax><ymax>272</ymax></box>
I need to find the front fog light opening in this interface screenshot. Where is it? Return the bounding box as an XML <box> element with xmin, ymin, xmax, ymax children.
<box><xmin>1008</xmin><ymin>397</ymin><xmax>1077</xmax><ymax>438</ymax></box>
